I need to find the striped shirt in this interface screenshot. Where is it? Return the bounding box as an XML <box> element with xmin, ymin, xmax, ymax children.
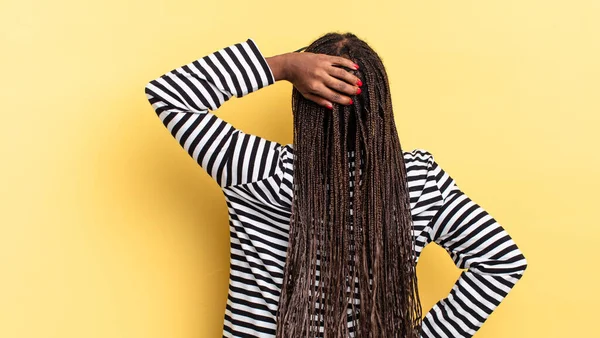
<box><xmin>144</xmin><ymin>38</ymin><xmax>528</xmax><ymax>338</ymax></box>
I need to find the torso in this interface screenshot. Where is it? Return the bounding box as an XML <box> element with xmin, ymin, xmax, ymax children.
<box><xmin>221</xmin><ymin>147</ymin><xmax>443</xmax><ymax>337</ymax></box>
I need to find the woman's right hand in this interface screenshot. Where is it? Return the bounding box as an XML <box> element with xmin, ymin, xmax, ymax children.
<box><xmin>266</xmin><ymin>52</ymin><xmax>362</xmax><ymax>109</ymax></box>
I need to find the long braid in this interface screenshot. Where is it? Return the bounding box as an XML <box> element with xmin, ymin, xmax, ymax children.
<box><xmin>276</xmin><ymin>32</ymin><xmax>422</xmax><ymax>338</ymax></box>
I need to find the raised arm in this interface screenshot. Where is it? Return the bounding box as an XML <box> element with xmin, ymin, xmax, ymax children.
<box><xmin>144</xmin><ymin>38</ymin><xmax>363</xmax><ymax>188</ymax></box>
<box><xmin>144</xmin><ymin>38</ymin><xmax>281</xmax><ymax>188</ymax></box>
<box><xmin>420</xmin><ymin>152</ymin><xmax>528</xmax><ymax>338</ymax></box>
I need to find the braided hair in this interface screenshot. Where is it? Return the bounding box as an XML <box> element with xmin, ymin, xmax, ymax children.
<box><xmin>275</xmin><ymin>32</ymin><xmax>422</xmax><ymax>338</ymax></box>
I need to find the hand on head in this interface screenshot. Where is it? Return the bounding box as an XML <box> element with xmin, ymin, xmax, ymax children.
<box><xmin>283</xmin><ymin>52</ymin><xmax>362</xmax><ymax>109</ymax></box>
<box><xmin>267</xmin><ymin>51</ymin><xmax>362</xmax><ymax>110</ymax></box>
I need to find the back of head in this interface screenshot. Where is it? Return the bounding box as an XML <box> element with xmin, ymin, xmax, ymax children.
<box><xmin>278</xmin><ymin>32</ymin><xmax>423</xmax><ymax>338</ymax></box>
<box><xmin>292</xmin><ymin>32</ymin><xmax>394</xmax><ymax>151</ymax></box>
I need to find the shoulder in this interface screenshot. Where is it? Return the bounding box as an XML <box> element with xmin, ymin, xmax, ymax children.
<box><xmin>402</xmin><ymin>148</ymin><xmax>437</xmax><ymax>180</ymax></box>
<box><xmin>403</xmin><ymin>148</ymin><xmax>435</xmax><ymax>166</ymax></box>
<box><xmin>402</xmin><ymin>148</ymin><xmax>436</xmax><ymax>189</ymax></box>
<box><xmin>403</xmin><ymin>148</ymin><xmax>460</xmax><ymax>203</ymax></box>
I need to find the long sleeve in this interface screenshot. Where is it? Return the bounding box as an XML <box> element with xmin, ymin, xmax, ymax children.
<box><xmin>420</xmin><ymin>152</ymin><xmax>528</xmax><ymax>338</ymax></box>
<box><xmin>144</xmin><ymin>38</ymin><xmax>282</xmax><ymax>188</ymax></box>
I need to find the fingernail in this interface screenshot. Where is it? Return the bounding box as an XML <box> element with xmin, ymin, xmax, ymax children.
<box><xmin>354</xmin><ymin>63</ymin><xmax>359</xmax><ymax>70</ymax></box>
<box><xmin>356</xmin><ymin>87</ymin><xmax>362</xmax><ymax>95</ymax></box>
<box><xmin>326</xmin><ymin>103</ymin><xmax>333</xmax><ymax>110</ymax></box>
<box><xmin>348</xmin><ymin>99</ymin><xmax>353</xmax><ymax>105</ymax></box>
<box><xmin>357</xmin><ymin>79</ymin><xmax>363</xmax><ymax>87</ymax></box>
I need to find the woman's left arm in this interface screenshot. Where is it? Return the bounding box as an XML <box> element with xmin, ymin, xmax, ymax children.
<box><xmin>420</xmin><ymin>153</ymin><xmax>528</xmax><ymax>338</ymax></box>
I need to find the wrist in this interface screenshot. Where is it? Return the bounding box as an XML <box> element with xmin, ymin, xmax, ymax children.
<box><xmin>266</xmin><ymin>53</ymin><xmax>293</xmax><ymax>82</ymax></box>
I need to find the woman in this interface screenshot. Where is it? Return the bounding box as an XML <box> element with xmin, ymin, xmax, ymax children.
<box><xmin>144</xmin><ymin>32</ymin><xmax>527</xmax><ymax>338</ymax></box>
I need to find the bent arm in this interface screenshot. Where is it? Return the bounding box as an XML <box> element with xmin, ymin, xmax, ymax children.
<box><xmin>421</xmin><ymin>154</ymin><xmax>528</xmax><ymax>337</ymax></box>
<box><xmin>144</xmin><ymin>38</ymin><xmax>281</xmax><ymax>188</ymax></box>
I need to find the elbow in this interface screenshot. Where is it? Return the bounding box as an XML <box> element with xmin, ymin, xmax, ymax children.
<box><xmin>509</xmin><ymin>244</ymin><xmax>528</xmax><ymax>278</ymax></box>
<box><xmin>144</xmin><ymin>81</ymin><xmax>154</xmax><ymax>99</ymax></box>
<box><xmin>473</xmin><ymin>245</ymin><xmax>529</xmax><ymax>277</ymax></box>
<box><xmin>518</xmin><ymin>251</ymin><xmax>528</xmax><ymax>276</ymax></box>
<box><xmin>504</xmin><ymin>233</ymin><xmax>528</xmax><ymax>277</ymax></box>
<box><xmin>144</xmin><ymin>81</ymin><xmax>159</xmax><ymax>110</ymax></box>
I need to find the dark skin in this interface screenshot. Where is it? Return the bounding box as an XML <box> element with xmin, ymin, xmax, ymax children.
<box><xmin>266</xmin><ymin>52</ymin><xmax>362</xmax><ymax>109</ymax></box>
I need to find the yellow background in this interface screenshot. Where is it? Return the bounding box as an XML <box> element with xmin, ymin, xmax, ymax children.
<box><xmin>1</xmin><ymin>0</ymin><xmax>598</xmax><ymax>337</ymax></box>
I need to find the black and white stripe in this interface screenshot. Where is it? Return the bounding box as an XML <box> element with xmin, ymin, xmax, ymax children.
<box><xmin>144</xmin><ymin>38</ymin><xmax>278</xmax><ymax>188</ymax></box>
<box><xmin>145</xmin><ymin>39</ymin><xmax>528</xmax><ymax>338</ymax></box>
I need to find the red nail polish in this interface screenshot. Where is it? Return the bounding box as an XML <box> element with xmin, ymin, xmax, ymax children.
<box><xmin>357</xmin><ymin>79</ymin><xmax>363</xmax><ymax>87</ymax></box>
<box><xmin>357</xmin><ymin>87</ymin><xmax>362</xmax><ymax>95</ymax></box>
<box><xmin>354</xmin><ymin>63</ymin><xmax>359</xmax><ymax>70</ymax></box>
<box><xmin>349</xmin><ymin>99</ymin><xmax>353</xmax><ymax>105</ymax></box>
<box><xmin>327</xmin><ymin>104</ymin><xmax>333</xmax><ymax>110</ymax></box>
